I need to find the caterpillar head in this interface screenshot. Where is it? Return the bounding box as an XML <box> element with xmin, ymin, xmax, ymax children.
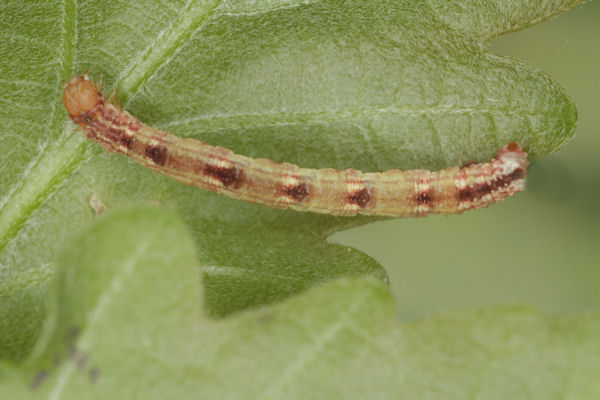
<box><xmin>63</xmin><ymin>75</ymin><xmax>99</xmax><ymax>117</ymax></box>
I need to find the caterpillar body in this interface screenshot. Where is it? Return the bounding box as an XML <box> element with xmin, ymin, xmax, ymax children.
<box><xmin>63</xmin><ymin>75</ymin><xmax>528</xmax><ymax>217</ymax></box>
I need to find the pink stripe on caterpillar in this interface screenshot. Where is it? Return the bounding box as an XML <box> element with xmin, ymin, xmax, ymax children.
<box><xmin>63</xmin><ymin>75</ymin><xmax>529</xmax><ymax>217</ymax></box>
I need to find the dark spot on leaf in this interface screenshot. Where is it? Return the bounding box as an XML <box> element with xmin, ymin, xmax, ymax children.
<box><xmin>30</xmin><ymin>371</ymin><xmax>48</xmax><ymax>390</ymax></box>
<box><xmin>257</xmin><ymin>310</ymin><xmax>274</xmax><ymax>324</ymax></box>
<box><xmin>69</xmin><ymin>326</ymin><xmax>80</xmax><ymax>341</ymax></box>
<box><xmin>90</xmin><ymin>368</ymin><xmax>100</xmax><ymax>382</ymax></box>
<box><xmin>53</xmin><ymin>354</ymin><xmax>63</xmax><ymax>366</ymax></box>
<box><xmin>76</xmin><ymin>353</ymin><xmax>88</xmax><ymax>371</ymax></box>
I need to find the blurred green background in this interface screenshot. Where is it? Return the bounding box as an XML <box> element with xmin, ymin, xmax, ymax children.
<box><xmin>333</xmin><ymin>2</ymin><xmax>600</xmax><ymax>321</ymax></box>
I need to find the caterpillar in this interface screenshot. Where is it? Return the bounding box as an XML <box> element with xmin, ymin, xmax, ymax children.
<box><xmin>63</xmin><ymin>74</ymin><xmax>528</xmax><ymax>217</ymax></box>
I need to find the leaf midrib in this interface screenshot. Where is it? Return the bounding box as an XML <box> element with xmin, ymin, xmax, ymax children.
<box><xmin>0</xmin><ymin>1</ymin><xmax>221</xmax><ymax>252</ymax></box>
<box><xmin>0</xmin><ymin>0</ymin><xmax>79</xmax><ymax>251</ymax></box>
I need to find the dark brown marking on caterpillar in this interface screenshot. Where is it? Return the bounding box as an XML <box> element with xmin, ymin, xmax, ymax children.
<box><xmin>282</xmin><ymin>183</ymin><xmax>309</xmax><ymax>201</ymax></box>
<box><xmin>347</xmin><ymin>188</ymin><xmax>371</xmax><ymax>208</ymax></box>
<box><xmin>233</xmin><ymin>169</ymin><xmax>247</xmax><ymax>189</ymax></box>
<box><xmin>415</xmin><ymin>191</ymin><xmax>431</xmax><ymax>204</ymax></box>
<box><xmin>119</xmin><ymin>134</ymin><xmax>134</xmax><ymax>150</ymax></box>
<box><xmin>203</xmin><ymin>164</ymin><xmax>240</xmax><ymax>187</ymax></box>
<box><xmin>457</xmin><ymin>187</ymin><xmax>473</xmax><ymax>202</ymax></box>
<box><xmin>145</xmin><ymin>145</ymin><xmax>168</xmax><ymax>166</ymax></box>
<box><xmin>458</xmin><ymin>168</ymin><xmax>525</xmax><ymax>202</ymax></box>
<box><xmin>509</xmin><ymin>168</ymin><xmax>525</xmax><ymax>181</ymax></box>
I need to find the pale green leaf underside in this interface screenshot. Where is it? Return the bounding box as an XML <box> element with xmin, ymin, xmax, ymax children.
<box><xmin>0</xmin><ymin>0</ymin><xmax>584</xmax><ymax>362</ymax></box>
<box><xmin>2</xmin><ymin>209</ymin><xmax>599</xmax><ymax>399</ymax></box>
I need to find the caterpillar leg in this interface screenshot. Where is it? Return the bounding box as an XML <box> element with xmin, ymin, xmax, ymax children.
<box><xmin>108</xmin><ymin>86</ymin><xmax>120</xmax><ymax>107</ymax></box>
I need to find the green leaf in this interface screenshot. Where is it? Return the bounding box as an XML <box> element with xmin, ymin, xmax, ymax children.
<box><xmin>2</xmin><ymin>208</ymin><xmax>599</xmax><ymax>399</ymax></box>
<box><xmin>0</xmin><ymin>0</ymin><xmax>584</xmax><ymax>362</ymax></box>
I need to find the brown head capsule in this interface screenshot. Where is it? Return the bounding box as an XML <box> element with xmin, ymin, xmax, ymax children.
<box><xmin>63</xmin><ymin>75</ymin><xmax>99</xmax><ymax>117</ymax></box>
